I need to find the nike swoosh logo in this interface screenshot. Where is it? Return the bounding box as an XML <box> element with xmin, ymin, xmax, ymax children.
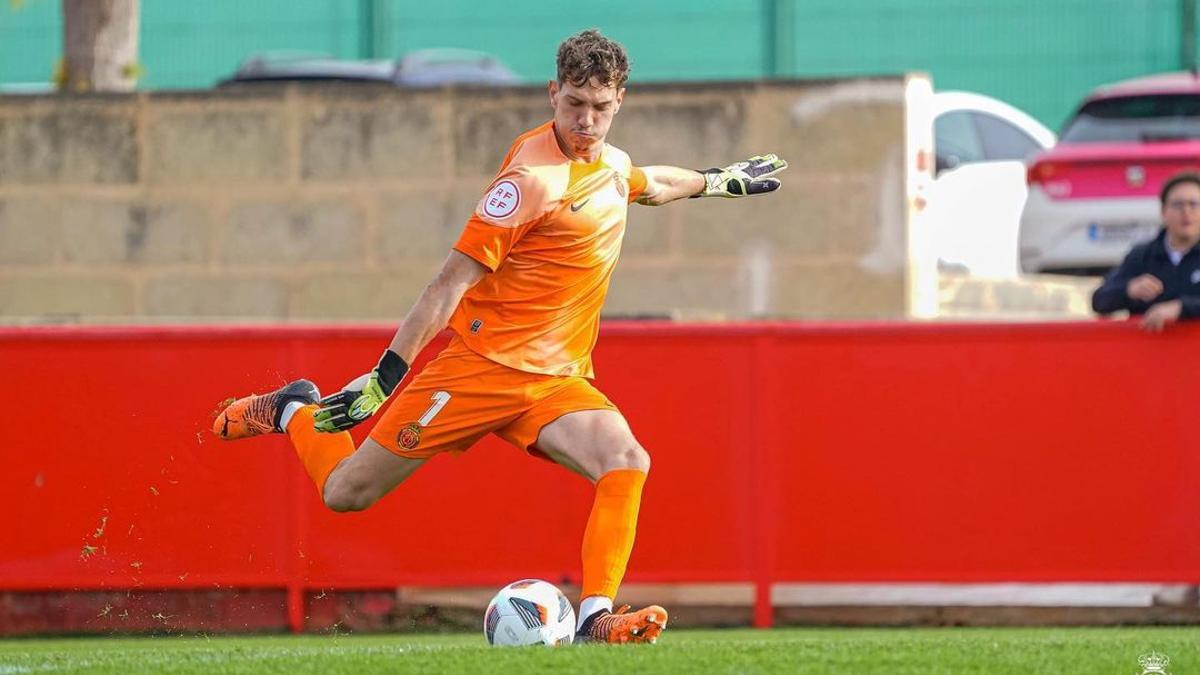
<box><xmin>570</xmin><ymin>198</ymin><xmax>589</xmax><ymax>212</ymax></box>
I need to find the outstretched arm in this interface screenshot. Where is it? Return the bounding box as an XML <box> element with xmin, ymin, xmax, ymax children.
<box><xmin>314</xmin><ymin>250</ymin><xmax>486</xmax><ymax>432</ymax></box>
<box><xmin>636</xmin><ymin>154</ymin><xmax>788</xmax><ymax>206</ymax></box>
<box><xmin>635</xmin><ymin>166</ymin><xmax>704</xmax><ymax>205</ymax></box>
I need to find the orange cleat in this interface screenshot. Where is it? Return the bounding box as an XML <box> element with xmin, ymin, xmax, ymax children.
<box><xmin>577</xmin><ymin>604</ymin><xmax>668</xmax><ymax>644</ymax></box>
<box><xmin>212</xmin><ymin>379</ymin><xmax>320</xmax><ymax>440</ymax></box>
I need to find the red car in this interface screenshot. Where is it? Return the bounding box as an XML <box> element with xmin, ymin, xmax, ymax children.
<box><xmin>1019</xmin><ymin>72</ymin><xmax>1200</xmax><ymax>275</ymax></box>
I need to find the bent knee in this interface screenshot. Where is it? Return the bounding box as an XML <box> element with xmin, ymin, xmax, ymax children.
<box><xmin>321</xmin><ymin>477</ymin><xmax>378</xmax><ymax>513</ymax></box>
<box><xmin>608</xmin><ymin>442</ymin><xmax>650</xmax><ymax>474</ymax></box>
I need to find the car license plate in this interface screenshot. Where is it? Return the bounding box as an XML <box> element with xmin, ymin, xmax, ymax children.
<box><xmin>1086</xmin><ymin>222</ymin><xmax>1154</xmax><ymax>243</ymax></box>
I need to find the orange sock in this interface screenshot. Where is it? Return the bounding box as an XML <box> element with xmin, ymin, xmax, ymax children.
<box><xmin>580</xmin><ymin>468</ymin><xmax>647</xmax><ymax>601</ymax></box>
<box><xmin>285</xmin><ymin>405</ymin><xmax>355</xmax><ymax>497</ymax></box>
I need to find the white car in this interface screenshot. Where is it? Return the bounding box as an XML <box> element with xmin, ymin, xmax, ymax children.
<box><xmin>1019</xmin><ymin>72</ymin><xmax>1200</xmax><ymax>275</ymax></box>
<box><xmin>926</xmin><ymin>92</ymin><xmax>1057</xmax><ymax>277</ymax></box>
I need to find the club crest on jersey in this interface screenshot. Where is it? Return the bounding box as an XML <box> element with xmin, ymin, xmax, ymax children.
<box><xmin>483</xmin><ymin>180</ymin><xmax>521</xmax><ymax>219</ymax></box>
<box><xmin>613</xmin><ymin>173</ymin><xmax>627</xmax><ymax>198</ymax></box>
<box><xmin>397</xmin><ymin>422</ymin><xmax>422</xmax><ymax>450</ymax></box>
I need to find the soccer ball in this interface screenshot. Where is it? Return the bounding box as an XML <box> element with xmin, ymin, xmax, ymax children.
<box><xmin>483</xmin><ymin>579</ymin><xmax>576</xmax><ymax>647</ymax></box>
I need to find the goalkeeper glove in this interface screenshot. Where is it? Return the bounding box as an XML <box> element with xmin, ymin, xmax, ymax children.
<box><xmin>693</xmin><ymin>154</ymin><xmax>788</xmax><ymax>198</ymax></box>
<box><xmin>313</xmin><ymin>350</ymin><xmax>409</xmax><ymax>433</ymax></box>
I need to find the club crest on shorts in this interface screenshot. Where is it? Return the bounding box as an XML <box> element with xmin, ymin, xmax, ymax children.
<box><xmin>613</xmin><ymin>173</ymin><xmax>627</xmax><ymax>198</ymax></box>
<box><xmin>397</xmin><ymin>422</ymin><xmax>422</xmax><ymax>450</ymax></box>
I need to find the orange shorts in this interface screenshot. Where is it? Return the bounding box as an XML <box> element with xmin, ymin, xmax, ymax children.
<box><xmin>369</xmin><ymin>335</ymin><xmax>618</xmax><ymax>460</ymax></box>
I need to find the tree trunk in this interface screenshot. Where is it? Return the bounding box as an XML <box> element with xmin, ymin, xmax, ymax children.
<box><xmin>61</xmin><ymin>0</ymin><xmax>139</xmax><ymax>92</ymax></box>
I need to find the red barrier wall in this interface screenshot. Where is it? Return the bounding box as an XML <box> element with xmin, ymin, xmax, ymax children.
<box><xmin>1</xmin><ymin>322</ymin><xmax>1197</xmax><ymax>631</ymax></box>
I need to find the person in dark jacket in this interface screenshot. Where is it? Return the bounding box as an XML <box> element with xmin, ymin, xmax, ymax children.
<box><xmin>1092</xmin><ymin>170</ymin><xmax>1200</xmax><ymax>332</ymax></box>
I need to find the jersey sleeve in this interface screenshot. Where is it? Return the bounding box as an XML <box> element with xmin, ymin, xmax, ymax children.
<box><xmin>453</xmin><ymin>169</ymin><xmax>551</xmax><ymax>271</ymax></box>
<box><xmin>627</xmin><ymin>166</ymin><xmax>648</xmax><ymax>204</ymax></box>
<box><xmin>453</xmin><ymin>216</ymin><xmax>540</xmax><ymax>272</ymax></box>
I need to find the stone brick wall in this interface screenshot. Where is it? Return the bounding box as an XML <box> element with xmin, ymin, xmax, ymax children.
<box><xmin>0</xmin><ymin>79</ymin><xmax>908</xmax><ymax>323</ymax></box>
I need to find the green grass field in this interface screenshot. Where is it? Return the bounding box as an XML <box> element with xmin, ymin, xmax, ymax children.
<box><xmin>0</xmin><ymin>627</ymin><xmax>1195</xmax><ymax>674</ymax></box>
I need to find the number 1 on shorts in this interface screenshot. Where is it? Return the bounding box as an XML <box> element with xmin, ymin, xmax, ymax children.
<box><xmin>418</xmin><ymin>390</ymin><xmax>451</xmax><ymax>427</ymax></box>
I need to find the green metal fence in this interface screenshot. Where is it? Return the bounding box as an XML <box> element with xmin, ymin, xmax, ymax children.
<box><xmin>0</xmin><ymin>0</ymin><xmax>1193</xmax><ymax>129</ymax></box>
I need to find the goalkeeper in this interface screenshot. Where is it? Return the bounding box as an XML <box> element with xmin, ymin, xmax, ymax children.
<box><xmin>213</xmin><ymin>29</ymin><xmax>786</xmax><ymax>645</ymax></box>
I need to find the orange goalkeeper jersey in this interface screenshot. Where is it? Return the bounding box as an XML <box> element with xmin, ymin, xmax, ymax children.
<box><xmin>450</xmin><ymin>121</ymin><xmax>648</xmax><ymax>378</ymax></box>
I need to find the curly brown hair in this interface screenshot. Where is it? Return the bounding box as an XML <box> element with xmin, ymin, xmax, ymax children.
<box><xmin>556</xmin><ymin>29</ymin><xmax>630</xmax><ymax>88</ymax></box>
